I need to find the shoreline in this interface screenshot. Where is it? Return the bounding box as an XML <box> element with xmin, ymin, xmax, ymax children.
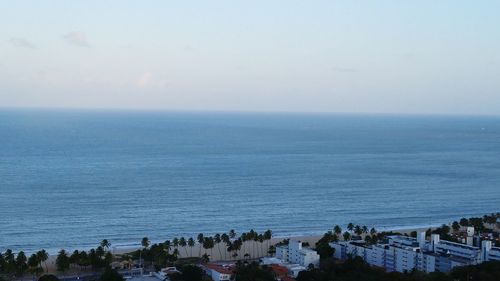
<box><xmin>30</xmin><ymin>225</ymin><xmax>440</xmax><ymax>275</ymax></box>
<box><xmin>5</xmin><ymin>223</ymin><xmax>444</xmax><ymax>256</ymax></box>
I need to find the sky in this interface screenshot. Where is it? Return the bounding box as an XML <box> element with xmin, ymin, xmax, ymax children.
<box><xmin>1</xmin><ymin>0</ymin><xmax>499</xmax><ymax>115</ymax></box>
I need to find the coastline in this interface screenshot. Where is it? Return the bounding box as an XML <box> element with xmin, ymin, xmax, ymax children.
<box><xmin>35</xmin><ymin>225</ymin><xmax>437</xmax><ymax>274</ymax></box>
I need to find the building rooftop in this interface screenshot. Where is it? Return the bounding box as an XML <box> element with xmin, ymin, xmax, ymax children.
<box><xmin>203</xmin><ymin>263</ymin><xmax>235</xmax><ymax>275</ymax></box>
<box><xmin>270</xmin><ymin>264</ymin><xmax>289</xmax><ymax>276</ymax></box>
<box><xmin>438</xmin><ymin>240</ymin><xmax>480</xmax><ymax>250</ymax></box>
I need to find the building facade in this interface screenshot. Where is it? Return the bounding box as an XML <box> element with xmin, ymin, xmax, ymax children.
<box><xmin>276</xmin><ymin>240</ymin><xmax>320</xmax><ymax>268</ymax></box>
<box><xmin>330</xmin><ymin>231</ymin><xmax>492</xmax><ymax>273</ymax></box>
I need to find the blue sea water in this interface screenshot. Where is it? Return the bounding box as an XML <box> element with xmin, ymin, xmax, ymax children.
<box><xmin>1</xmin><ymin>109</ymin><xmax>500</xmax><ymax>253</ymax></box>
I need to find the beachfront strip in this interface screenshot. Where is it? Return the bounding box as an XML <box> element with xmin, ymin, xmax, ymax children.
<box><xmin>330</xmin><ymin>228</ymin><xmax>500</xmax><ymax>274</ymax></box>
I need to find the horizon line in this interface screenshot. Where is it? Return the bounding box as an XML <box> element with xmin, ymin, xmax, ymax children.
<box><xmin>1</xmin><ymin>105</ymin><xmax>499</xmax><ymax>118</ymax></box>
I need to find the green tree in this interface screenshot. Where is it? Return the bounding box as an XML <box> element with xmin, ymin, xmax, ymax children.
<box><xmin>100</xmin><ymin>239</ymin><xmax>111</xmax><ymax>250</ymax></box>
<box><xmin>334</xmin><ymin>225</ymin><xmax>342</xmax><ymax>235</ymax></box>
<box><xmin>187</xmin><ymin>237</ymin><xmax>195</xmax><ymax>257</ymax></box>
<box><xmin>99</xmin><ymin>266</ymin><xmax>124</xmax><ymax>281</ymax></box>
<box><xmin>104</xmin><ymin>252</ymin><xmax>113</xmax><ymax>266</ymax></box>
<box><xmin>15</xmin><ymin>251</ymin><xmax>28</xmax><ymax>276</ymax></box>
<box><xmin>234</xmin><ymin>262</ymin><xmax>274</xmax><ymax>281</ymax></box>
<box><xmin>267</xmin><ymin>245</ymin><xmax>276</xmax><ymax>256</ymax></box>
<box><xmin>173</xmin><ymin>237</ymin><xmax>180</xmax><ymax>253</ymax></box>
<box><xmin>69</xmin><ymin>250</ymin><xmax>80</xmax><ymax>268</ymax></box>
<box><xmin>164</xmin><ymin>240</ymin><xmax>172</xmax><ymax>253</ymax></box>
<box><xmin>354</xmin><ymin>225</ymin><xmax>362</xmax><ymax>236</ymax></box>
<box><xmin>55</xmin><ymin>250</ymin><xmax>70</xmax><ymax>274</ymax></box>
<box><xmin>170</xmin><ymin>264</ymin><xmax>204</xmax><ymax>281</ymax></box>
<box><xmin>96</xmin><ymin>246</ymin><xmax>105</xmax><ymax>259</ymax></box>
<box><xmin>36</xmin><ymin>250</ymin><xmax>49</xmax><ymax>273</ymax></box>
<box><xmin>214</xmin><ymin>234</ymin><xmax>222</xmax><ymax>260</ymax></box>
<box><xmin>28</xmin><ymin>253</ymin><xmax>42</xmax><ymax>277</ymax></box>
<box><xmin>197</xmin><ymin>233</ymin><xmax>204</xmax><ymax>257</ymax></box>
<box><xmin>452</xmin><ymin>221</ymin><xmax>460</xmax><ymax>232</ymax></box>
<box><xmin>179</xmin><ymin>237</ymin><xmax>188</xmax><ymax>257</ymax></box>
<box><xmin>3</xmin><ymin>249</ymin><xmax>16</xmax><ymax>274</ymax></box>
<box><xmin>141</xmin><ymin>237</ymin><xmax>150</xmax><ymax>249</ymax></box>
<box><xmin>343</xmin><ymin>231</ymin><xmax>351</xmax><ymax>241</ymax></box>
<box><xmin>347</xmin><ymin>223</ymin><xmax>354</xmax><ymax>232</ymax></box>
<box><xmin>263</xmin><ymin>229</ymin><xmax>272</xmax><ymax>256</ymax></box>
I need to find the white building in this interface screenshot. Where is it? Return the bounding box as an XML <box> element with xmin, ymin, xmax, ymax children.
<box><xmin>481</xmin><ymin>240</ymin><xmax>500</xmax><ymax>262</ymax></box>
<box><xmin>330</xmin><ymin>231</ymin><xmax>491</xmax><ymax>273</ymax></box>
<box><xmin>275</xmin><ymin>240</ymin><xmax>320</xmax><ymax>268</ymax></box>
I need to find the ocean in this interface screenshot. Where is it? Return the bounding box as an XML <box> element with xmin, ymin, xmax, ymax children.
<box><xmin>1</xmin><ymin>109</ymin><xmax>499</xmax><ymax>254</ymax></box>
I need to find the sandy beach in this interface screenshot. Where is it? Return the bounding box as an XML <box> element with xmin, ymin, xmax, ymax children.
<box><xmin>35</xmin><ymin>225</ymin><xmax>435</xmax><ymax>275</ymax></box>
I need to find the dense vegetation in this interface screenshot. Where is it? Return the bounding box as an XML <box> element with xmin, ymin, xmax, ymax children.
<box><xmin>132</xmin><ymin>229</ymin><xmax>273</xmax><ymax>270</ymax></box>
<box><xmin>98</xmin><ymin>266</ymin><xmax>124</xmax><ymax>281</ymax></box>
<box><xmin>234</xmin><ymin>262</ymin><xmax>276</xmax><ymax>281</ymax></box>
<box><xmin>170</xmin><ymin>264</ymin><xmax>207</xmax><ymax>281</ymax></box>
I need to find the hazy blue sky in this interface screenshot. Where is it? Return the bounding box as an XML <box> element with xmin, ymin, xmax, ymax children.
<box><xmin>1</xmin><ymin>1</ymin><xmax>499</xmax><ymax>114</ymax></box>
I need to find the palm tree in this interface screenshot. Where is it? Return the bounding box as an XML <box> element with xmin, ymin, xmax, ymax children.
<box><xmin>164</xmin><ymin>240</ymin><xmax>171</xmax><ymax>254</ymax></box>
<box><xmin>16</xmin><ymin>251</ymin><xmax>28</xmax><ymax>276</ymax></box>
<box><xmin>201</xmin><ymin>253</ymin><xmax>210</xmax><ymax>263</ymax></box>
<box><xmin>334</xmin><ymin>225</ymin><xmax>342</xmax><ymax>235</ymax></box>
<box><xmin>370</xmin><ymin>227</ymin><xmax>377</xmax><ymax>235</ymax></box>
<box><xmin>214</xmin><ymin>234</ymin><xmax>223</xmax><ymax>260</ymax></box>
<box><xmin>229</xmin><ymin>229</ymin><xmax>236</xmax><ymax>240</ymax></box>
<box><xmin>56</xmin><ymin>250</ymin><xmax>69</xmax><ymax>275</ymax></box>
<box><xmin>347</xmin><ymin>223</ymin><xmax>354</xmax><ymax>232</ymax></box>
<box><xmin>354</xmin><ymin>225</ymin><xmax>362</xmax><ymax>236</ymax></box>
<box><xmin>96</xmin><ymin>246</ymin><xmax>105</xmax><ymax>259</ymax></box>
<box><xmin>365</xmin><ymin>235</ymin><xmax>372</xmax><ymax>244</ymax></box>
<box><xmin>240</xmin><ymin>232</ymin><xmax>248</xmax><ymax>257</ymax></box>
<box><xmin>362</xmin><ymin>226</ymin><xmax>368</xmax><ymax>234</ymax></box>
<box><xmin>172</xmin><ymin>249</ymin><xmax>179</xmax><ymax>260</ymax></box>
<box><xmin>221</xmin><ymin>233</ymin><xmax>230</xmax><ymax>260</ymax></box>
<box><xmin>141</xmin><ymin>237</ymin><xmax>150</xmax><ymax>249</ymax></box>
<box><xmin>263</xmin><ymin>230</ymin><xmax>272</xmax><ymax>256</ymax></box>
<box><xmin>100</xmin><ymin>239</ymin><xmax>111</xmax><ymax>251</ymax></box>
<box><xmin>172</xmin><ymin>238</ymin><xmax>179</xmax><ymax>254</ymax></box>
<box><xmin>69</xmin><ymin>250</ymin><xmax>80</xmax><ymax>270</ymax></box>
<box><xmin>179</xmin><ymin>237</ymin><xmax>188</xmax><ymax>257</ymax></box>
<box><xmin>234</xmin><ymin>238</ymin><xmax>243</xmax><ymax>258</ymax></box>
<box><xmin>27</xmin><ymin>253</ymin><xmax>41</xmax><ymax>278</ymax></box>
<box><xmin>208</xmin><ymin>237</ymin><xmax>215</xmax><ymax>258</ymax></box>
<box><xmin>141</xmin><ymin>237</ymin><xmax>150</xmax><ymax>268</ymax></box>
<box><xmin>36</xmin><ymin>250</ymin><xmax>49</xmax><ymax>273</ymax></box>
<box><xmin>197</xmin><ymin>233</ymin><xmax>204</xmax><ymax>257</ymax></box>
<box><xmin>187</xmin><ymin>237</ymin><xmax>195</xmax><ymax>257</ymax></box>
<box><xmin>343</xmin><ymin>231</ymin><xmax>351</xmax><ymax>241</ymax></box>
<box><xmin>268</xmin><ymin>245</ymin><xmax>276</xmax><ymax>256</ymax></box>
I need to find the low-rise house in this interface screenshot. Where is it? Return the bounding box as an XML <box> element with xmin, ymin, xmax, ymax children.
<box><xmin>201</xmin><ymin>263</ymin><xmax>235</xmax><ymax>281</ymax></box>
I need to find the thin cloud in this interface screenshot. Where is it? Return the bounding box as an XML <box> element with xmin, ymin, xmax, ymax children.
<box><xmin>136</xmin><ymin>72</ymin><xmax>153</xmax><ymax>87</ymax></box>
<box><xmin>331</xmin><ymin>66</ymin><xmax>358</xmax><ymax>73</ymax></box>
<box><xmin>62</xmin><ymin>31</ymin><xmax>90</xmax><ymax>47</ymax></box>
<box><xmin>10</xmin><ymin>38</ymin><xmax>37</xmax><ymax>49</ymax></box>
